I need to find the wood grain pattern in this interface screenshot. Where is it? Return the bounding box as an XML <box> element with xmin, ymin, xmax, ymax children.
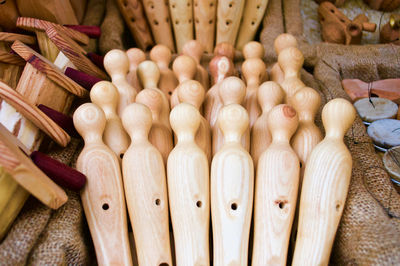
<box><xmin>0</xmin><ymin>33</ymin><xmax>36</xmax><ymax>45</ymax></box>
<box><xmin>74</xmin><ymin>103</ymin><xmax>133</xmax><ymax>266</ymax></box>
<box><xmin>35</xmin><ymin>30</ymin><xmax>60</xmax><ymax>62</ymax></box>
<box><xmin>194</xmin><ymin>0</ymin><xmax>217</xmax><ymax>53</ymax></box>
<box><xmin>167</xmin><ymin>103</ymin><xmax>210</xmax><ymax>266</ymax></box>
<box><xmin>211</xmin><ymin>104</ymin><xmax>253</xmax><ymax>266</ymax></box>
<box><xmin>252</xmin><ymin>104</ymin><xmax>299</xmax><ymax>266</ymax></box>
<box><xmin>12</xmin><ymin>40</ymin><xmax>88</xmax><ymax>98</ymax></box>
<box><xmin>171</xmin><ymin>55</ymin><xmax>197</xmax><ymax>108</ymax></box>
<box><xmin>292</xmin><ymin>98</ymin><xmax>356</xmax><ymax>265</ymax></box>
<box><xmin>121</xmin><ymin>103</ymin><xmax>173</xmax><ymax>266</ymax></box>
<box><xmin>169</xmin><ymin>0</ymin><xmax>194</xmax><ymax>53</ymax></box>
<box><xmin>183</xmin><ymin>40</ymin><xmax>210</xmax><ymax>91</ymax></box>
<box><xmin>216</xmin><ymin>0</ymin><xmax>246</xmax><ymax>45</ymax></box>
<box><xmin>126</xmin><ymin>48</ymin><xmax>146</xmax><ymax>94</ymax></box>
<box><xmin>0</xmin><ymin>50</ymin><xmax>25</xmax><ymax>66</ymax></box>
<box><xmin>270</xmin><ymin>33</ymin><xmax>298</xmax><ymax>85</ymax></box>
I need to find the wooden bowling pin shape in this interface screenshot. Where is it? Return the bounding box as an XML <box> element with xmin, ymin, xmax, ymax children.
<box><xmin>150</xmin><ymin>44</ymin><xmax>179</xmax><ymax>101</ymax></box>
<box><xmin>183</xmin><ymin>40</ymin><xmax>210</xmax><ymax>91</ymax></box>
<box><xmin>270</xmin><ymin>33</ymin><xmax>298</xmax><ymax>84</ymax></box>
<box><xmin>194</xmin><ymin>0</ymin><xmax>217</xmax><ymax>53</ymax></box>
<box><xmin>292</xmin><ymin>98</ymin><xmax>356</xmax><ymax>266</ymax></box>
<box><xmin>167</xmin><ymin>103</ymin><xmax>210</xmax><ymax>266</ymax></box>
<box><xmin>252</xmin><ymin>104</ymin><xmax>300</xmax><ymax>266</ymax></box>
<box><xmin>211</xmin><ymin>104</ymin><xmax>253</xmax><ymax>266</ymax></box>
<box><xmin>278</xmin><ymin>46</ymin><xmax>305</xmax><ymax>103</ymax></box>
<box><xmin>216</xmin><ymin>0</ymin><xmax>246</xmax><ymax>45</ymax></box>
<box><xmin>90</xmin><ymin>81</ymin><xmax>130</xmax><ymax>159</ymax></box>
<box><xmin>136</xmin><ymin>88</ymin><xmax>173</xmax><ymax>165</ymax></box>
<box><xmin>170</xmin><ymin>55</ymin><xmax>197</xmax><ymax>108</ymax></box>
<box><xmin>169</xmin><ymin>0</ymin><xmax>194</xmax><ymax>53</ymax></box>
<box><xmin>104</xmin><ymin>49</ymin><xmax>137</xmax><ymax>116</ymax></box>
<box><xmin>74</xmin><ymin>103</ymin><xmax>132</xmax><ymax>266</ymax></box>
<box><xmin>177</xmin><ymin>80</ymin><xmax>211</xmax><ymax>163</ymax></box>
<box><xmin>121</xmin><ymin>103</ymin><xmax>172</xmax><ymax>266</ymax></box>
<box><xmin>213</xmin><ymin>76</ymin><xmax>248</xmax><ymax>155</ymax></box>
<box><xmin>242</xmin><ymin>58</ymin><xmax>267</xmax><ymax>128</ymax></box>
<box><xmin>126</xmin><ymin>48</ymin><xmax>146</xmax><ymax>94</ymax></box>
<box><xmin>251</xmin><ymin>81</ymin><xmax>284</xmax><ymax>166</ymax></box>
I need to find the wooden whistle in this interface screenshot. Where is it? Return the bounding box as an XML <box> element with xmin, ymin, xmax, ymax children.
<box><xmin>74</xmin><ymin>103</ymin><xmax>133</xmax><ymax>266</ymax></box>
<box><xmin>150</xmin><ymin>44</ymin><xmax>179</xmax><ymax>101</ymax></box>
<box><xmin>292</xmin><ymin>98</ymin><xmax>356</xmax><ymax>265</ymax></box>
<box><xmin>183</xmin><ymin>40</ymin><xmax>210</xmax><ymax>91</ymax></box>
<box><xmin>126</xmin><ymin>48</ymin><xmax>146</xmax><ymax>94</ymax></box>
<box><xmin>270</xmin><ymin>33</ymin><xmax>298</xmax><ymax>85</ymax></box>
<box><xmin>252</xmin><ymin>104</ymin><xmax>300</xmax><ymax>266</ymax></box>
<box><xmin>216</xmin><ymin>0</ymin><xmax>246</xmax><ymax>46</ymax></box>
<box><xmin>251</xmin><ymin>81</ymin><xmax>284</xmax><ymax>166</ymax></box>
<box><xmin>167</xmin><ymin>103</ymin><xmax>210</xmax><ymax>266</ymax></box>
<box><xmin>170</xmin><ymin>55</ymin><xmax>197</xmax><ymax>108</ymax></box>
<box><xmin>90</xmin><ymin>81</ymin><xmax>130</xmax><ymax>159</ymax></box>
<box><xmin>104</xmin><ymin>49</ymin><xmax>137</xmax><ymax>116</ymax></box>
<box><xmin>194</xmin><ymin>0</ymin><xmax>217</xmax><ymax>53</ymax></box>
<box><xmin>121</xmin><ymin>103</ymin><xmax>172</xmax><ymax>266</ymax></box>
<box><xmin>211</xmin><ymin>104</ymin><xmax>253</xmax><ymax>266</ymax></box>
<box><xmin>169</xmin><ymin>0</ymin><xmax>194</xmax><ymax>53</ymax></box>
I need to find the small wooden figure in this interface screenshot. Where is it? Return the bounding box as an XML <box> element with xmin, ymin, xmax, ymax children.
<box><xmin>126</xmin><ymin>48</ymin><xmax>146</xmax><ymax>94</ymax></box>
<box><xmin>270</xmin><ymin>33</ymin><xmax>298</xmax><ymax>85</ymax></box>
<box><xmin>169</xmin><ymin>0</ymin><xmax>194</xmax><ymax>53</ymax></box>
<box><xmin>170</xmin><ymin>55</ymin><xmax>197</xmax><ymax>108</ymax></box>
<box><xmin>242</xmin><ymin>41</ymin><xmax>268</xmax><ymax>83</ymax></box>
<box><xmin>183</xmin><ymin>40</ymin><xmax>210</xmax><ymax>91</ymax></box>
<box><xmin>213</xmin><ymin>42</ymin><xmax>236</xmax><ymax>62</ymax></box>
<box><xmin>194</xmin><ymin>0</ymin><xmax>217</xmax><ymax>53</ymax></box>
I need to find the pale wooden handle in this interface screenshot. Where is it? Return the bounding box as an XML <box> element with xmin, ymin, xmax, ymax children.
<box><xmin>216</xmin><ymin>0</ymin><xmax>246</xmax><ymax>45</ymax></box>
<box><xmin>194</xmin><ymin>0</ymin><xmax>217</xmax><ymax>53</ymax></box>
<box><xmin>169</xmin><ymin>0</ymin><xmax>194</xmax><ymax>53</ymax></box>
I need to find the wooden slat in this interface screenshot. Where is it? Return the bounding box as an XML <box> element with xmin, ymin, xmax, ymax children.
<box><xmin>0</xmin><ymin>32</ymin><xmax>36</xmax><ymax>45</ymax></box>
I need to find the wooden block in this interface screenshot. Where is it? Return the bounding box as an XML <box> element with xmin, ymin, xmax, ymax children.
<box><xmin>0</xmin><ymin>32</ymin><xmax>36</xmax><ymax>45</ymax></box>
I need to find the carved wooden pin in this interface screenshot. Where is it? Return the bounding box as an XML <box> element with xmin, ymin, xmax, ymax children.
<box><xmin>126</xmin><ymin>48</ymin><xmax>146</xmax><ymax>94</ymax></box>
<box><xmin>170</xmin><ymin>55</ymin><xmax>197</xmax><ymax>108</ymax></box>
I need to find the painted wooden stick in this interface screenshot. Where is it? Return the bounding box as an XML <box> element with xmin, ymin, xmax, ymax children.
<box><xmin>126</xmin><ymin>48</ymin><xmax>146</xmax><ymax>94</ymax></box>
<box><xmin>74</xmin><ymin>103</ymin><xmax>133</xmax><ymax>266</ymax></box>
<box><xmin>169</xmin><ymin>0</ymin><xmax>194</xmax><ymax>53</ymax></box>
<box><xmin>121</xmin><ymin>103</ymin><xmax>173</xmax><ymax>266</ymax></box>
<box><xmin>183</xmin><ymin>40</ymin><xmax>210</xmax><ymax>91</ymax></box>
<box><xmin>211</xmin><ymin>104</ymin><xmax>253</xmax><ymax>266</ymax></box>
<box><xmin>170</xmin><ymin>55</ymin><xmax>197</xmax><ymax>108</ymax></box>
<box><xmin>252</xmin><ymin>104</ymin><xmax>299</xmax><ymax>265</ymax></box>
<box><xmin>167</xmin><ymin>103</ymin><xmax>210</xmax><ymax>266</ymax></box>
<box><xmin>194</xmin><ymin>0</ymin><xmax>217</xmax><ymax>53</ymax></box>
<box><xmin>270</xmin><ymin>33</ymin><xmax>298</xmax><ymax>85</ymax></box>
<box><xmin>292</xmin><ymin>98</ymin><xmax>356</xmax><ymax>265</ymax></box>
<box><xmin>216</xmin><ymin>0</ymin><xmax>246</xmax><ymax>45</ymax></box>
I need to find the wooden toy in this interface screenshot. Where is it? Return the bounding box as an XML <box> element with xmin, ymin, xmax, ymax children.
<box><xmin>368</xmin><ymin>119</ymin><xmax>400</xmax><ymax>149</ymax></box>
<box><xmin>318</xmin><ymin>2</ymin><xmax>376</xmax><ymax>45</ymax></box>
<box><xmin>354</xmin><ymin>97</ymin><xmax>398</xmax><ymax>123</ymax></box>
<box><xmin>216</xmin><ymin>0</ymin><xmax>246</xmax><ymax>46</ymax></box>
<box><xmin>114</xmin><ymin>0</ymin><xmax>154</xmax><ymax>50</ymax></box>
<box><xmin>170</xmin><ymin>55</ymin><xmax>197</xmax><ymax>108</ymax></box>
<box><xmin>141</xmin><ymin>0</ymin><xmax>175</xmax><ymax>52</ymax></box>
<box><xmin>126</xmin><ymin>48</ymin><xmax>146</xmax><ymax>94</ymax></box>
<box><xmin>150</xmin><ymin>44</ymin><xmax>179</xmax><ymax>101</ymax></box>
<box><xmin>211</xmin><ymin>104</ymin><xmax>253</xmax><ymax>266</ymax></box>
<box><xmin>251</xmin><ymin>81</ymin><xmax>284</xmax><ymax>166</ymax></box>
<box><xmin>213</xmin><ymin>42</ymin><xmax>236</xmax><ymax>62</ymax></box>
<box><xmin>242</xmin><ymin>41</ymin><xmax>267</xmax><ymax>83</ymax></box>
<box><xmin>121</xmin><ymin>103</ymin><xmax>172</xmax><ymax>266</ymax></box>
<box><xmin>252</xmin><ymin>104</ymin><xmax>299</xmax><ymax>266</ymax></box>
<box><xmin>169</xmin><ymin>0</ymin><xmax>194</xmax><ymax>53</ymax></box>
<box><xmin>236</xmin><ymin>0</ymin><xmax>269</xmax><ymax>50</ymax></box>
<box><xmin>167</xmin><ymin>103</ymin><xmax>210</xmax><ymax>266</ymax></box>
<box><xmin>177</xmin><ymin>80</ymin><xmax>211</xmax><ymax>163</ymax></box>
<box><xmin>74</xmin><ymin>103</ymin><xmax>133</xmax><ymax>266</ymax></box>
<box><xmin>104</xmin><ymin>49</ymin><xmax>137</xmax><ymax>116</ymax></box>
<box><xmin>183</xmin><ymin>40</ymin><xmax>210</xmax><ymax>91</ymax></box>
<box><xmin>194</xmin><ymin>0</ymin><xmax>217</xmax><ymax>53</ymax></box>
<box><xmin>383</xmin><ymin>146</ymin><xmax>400</xmax><ymax>182</ymax></box>
<box><xmin>242</xmin><ymin>58</ymin><xmax>267</xmax><ymax>127</ymax></box>
<box><xmin>90</xmin><ymin>81</ymin><xmax>130</xmax><ymax>159</ymax></box>
<box><xmin>270</xmin><ymin>33</ymin><xmax>298</xmax><ymax>84</ymax></box>
<box><xmin>0</xmin><ymin>0</ymin><xmax>19</xmax><ymax>31</ymax></box>
<box><xmin>363</xmin><ymin>0</ymin><xmax>400</xmax><ymax>11</ymax></box>
<box><xmin>292</xmin><ymin>98</ymin><xmax>356</xmax><ymax>265</ymax></box>
<box><xmin>380</xmin><ymin>14</ymin><xmax>400</xmax><ymax>45</ymax></box>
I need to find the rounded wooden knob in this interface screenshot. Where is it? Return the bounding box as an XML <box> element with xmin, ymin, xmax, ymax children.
<box><xmin>242</xmin><ymin>58</ymin><xmax>267</xmax><ymax>84</ymax></box>
<box><xmin>267</xmin><ymin>104</ymin><xmax>298</xmax><ymax>141</ymax></box>
<box><xmin>73</xmin><ymin>103</ymin><xmax>106</xmax><ymax>141</ymax></box>
<box><xmin>177</xmin><ymin>80</ymin><xmax>205</xmax><ymax>109</ymax></box>
<box><xmin>104</xmin><ymin>49</ymin><xmax>130</xmax><ymax>77</ymax></box>
<box><xmin>90</xmin><ymin>81</ymin><xmax>119</xmax><ymax>114</ymax></box>
<box><xmin>136</xmin><ymin>88</ymin><xmax>164</xmax><ymax>119</ymax></box>
<box><xmin>137</xmin><ymin>60</ymin><xmax>161</xmax><ymax>89</ymax></box>
<box><xmin>289</xmin><ymin>87</ymin><xmax>321</xmax><ymax>121</ymax></box>
<box><xmin>170</xmin><ymin>103</ymin><xmax>201</xmax><ymax>137</ymax></box>
<box><xmin>182</xmin><ymin>40</ymin><xmax>204</xmax><ymax>64</ymax></box>
<box><xmin>209</xmin><ymin>55</ymin><xmax>234</xmax><ymax>84</ymax></box>
<box><xmin>274</xmin><ymin>33</ymin><xmax>298</xmax><ymax>55</ymax></box>
<box><xmin>322</xmin><ymin>98</ymin><xmax>356</xmax><ymax>139</ymax></box>
<box><xmin>126</xmin><ymin>48</ymin><xmax>146</xmax><ymax>72</ymax></box>
<box><xmin>214</xmin><ymin>42</ymin><xmax>235</xmax><ymax>60</ymax></box>
<box><xmin>242</xmin><ymin>41</ymin><xmax>265</xmax><ymax>59</ymax></box>
<box><xmin>258</xmin><ymin>81</ymin><xmax>284</xmax><ymax>112</ymax></box>
<box><xmin>121</xmin><ymin>103</ymin><xmax>153</xmax><ymax>139</ymax></box>
<box><xmin>278</xmin><ymin>47</ymin><xmax>304</xmax><ymax>77</ymax></box>
<box><xmin>149</xmin><ymin>44</ymin><xmax>172</xmax><ymax>68</ymax></box>
<box><xmin>218</xmin><ymin>76</ymin><xmax>246</xmax><ymax>105</ymax></box>
<box><xmin>172</xmin><ymin>55</ymin><xmax>197</xmax><ymax>82</ymax></box>
<box><xmin>218</xmin><ymin>104</ymin><xmax>249</xmax><ymax>142</ymax></box>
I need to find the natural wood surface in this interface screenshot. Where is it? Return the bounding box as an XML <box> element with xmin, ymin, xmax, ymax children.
<box><xmin>74</xmin><ymin>103</ymin><xmax>133</xmax><ymax>266</ymax></box>
<box><xmin>114</xmin><ymin>0</ymin><xmax>154</xmax><ymax>50</ymax></box>
<box><xmin>169</xmin><ymin>0</ymin><xmax>194</xmax><ymax>53</ymax></box>
<box><xmin>270</xmin><ymin>33</ymin><xmax>298</xmax><ymax>85</ymax></box>
<box><xmin>104</xmin><ymin>49</ymin><xmax>137</xmax><ymax>116</ymax></box>
<box><xmin>0</xmin><ymin>124</ymin><xmax>67</xmax><ymax>209</ymax></box>
<box><xmin>251</xmin><ymin>81</ymin><xmax>284</xmax><ymax>166</ymax></box>
<box><xmin>216</xmin><ymin>0</ymin><xmax>246</xmax><ymax>45</ymax></box>
<box><xmin>69</xmin><ymin>0</ymin><xmax>87</xmax><ymax>23</ymax></box>
<box><xmin>171</xmin><ymin>55</ymin><xmax>197</xmax><ymax>108</ymax></box>
<box><xmin>90</xmin><ymin>81</ymin><xmax>130</xmax><ymax>159</ymax></box>
<box><xmin>0</xmin><ymin>50</ymin><xmax>25</xmax><ymax>66</ymax></box>
<box><xmin>354</xmin><ymin>97</ymin><xmax>398</xmax><ymax>122</ymax></box>
<box><xmin>183</xmin><ymin>40</ymin><xmax>210</xmax><ymax>90</ymax></box>
<box><xmin>12</xmin><ymin>40</ymin><xmax>88</xmax><ymax>98</ymax></box>
<box><xmin>194</xmin><ymin>0</ymin><xmax>217</xmax><ymax>53</ymax></box>
<box><xmin>167</xmin><ymin>103</ymin><xmax>210</xmax><ymax>265</ymax></box>
<box><xmin>211</xmin><ymin>104</ymin><xmax>253</xmax><ymax>266</ymax></box>
<box><xmin>35</xmin><ymin>30</ymin><xmax>60</xmax><ymax>62</ymax></box>
<box><xmin>142</xmin><ymin>0</ymin><xmax>175</xmax><ymax>52</ymax></box>
<box><xmin>242</xmin><ymin>41</ymin><xmax>265</xmax><ymax>60</ymax></box>
<box><xmin>121</xmin><ymin>103</ymin><xmax>173</xmax><ymax>266</ymax></box>
<box><xmin>0</xmin><ymin>0</ymin><xmax>19</xmax><ymax>31</ymax></box>
<box><xmin>0</xmin><ymin>80</ymin><xmax>70</xmax><ymax>147</ymax></box>
<box><xmin>213</xmin><ymin>42</ymin><xmax>236</xmax><ymax>62</ymax></box>
<box><xmin>126</xmin><ymin>48</ymin><xmax>146</xmax><ymax>94</ymax></box>
<box><xmin>236</xmin><ymin>0</ymin><xmax>269</xmax><ymax>50</ymax></box>
<box><xmin>292</xmin><ymin>98</ymin><xmax>356</xmax><ymax>265</ymax></box>
<box><xmin>0</xmin><ymin>33</ymin><xmax>36</xmax><ymax>45</ymax></box>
